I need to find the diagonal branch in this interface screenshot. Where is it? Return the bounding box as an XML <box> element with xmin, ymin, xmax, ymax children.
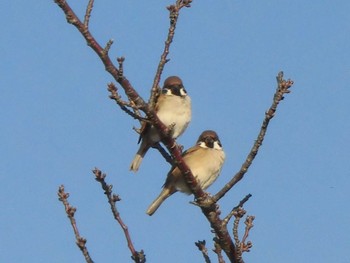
<box><xmin>84</xmin><ymin>0</ymin><xmax>94</xmax><ymax>27</ymax></box>
<box><xmin>107</xmin><ymin>82</ymin><xmax>147</xmax><ymax>121</ymax></box>
<box><xmin>213</xmin><ymin>72</ymin><xmax>294</xmax><ymax>202</ymax></box>
<box><xmin>57</xmin><ymin>185</ymin><xmax>94</xmax><ymax>263</ymax></box>
<box><xmin>223</xmin><ymin>194</ymin><xmax>252</xmax><ymax>227</ymax></box>
<box><xmin>213</xmin><ymin>238</ymin><xmax>226</xmax><ymax>263</ymax></box>
<box><xmin>195</xmin><ymin>240</ymin><xmax>211</xmax><ymax>263</ymax></box>
<box><xmin>93</xmin><ymin>168</ymin><xmax>146</xmax><ymax>263</ymax></box>
<box><xmin>149</xmin><ymin>0</ymin><xmax>193</xmax><ymax>108</ymax></box>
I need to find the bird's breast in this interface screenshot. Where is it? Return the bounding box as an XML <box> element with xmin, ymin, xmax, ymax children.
<box><xmin>157</xmin><ymin>96</ymin><xmax>191</xmax><ymax>138</ymax></box>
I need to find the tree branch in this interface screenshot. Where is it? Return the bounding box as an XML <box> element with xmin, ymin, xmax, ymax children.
<box><xmin>149</xmin><ymin>0</ymin><xmax>193</xmax><ymax>108</ymax></box>
<box><xmin>213</xmin><ymin>238</ymin><xmax>226</xmax><ymax>263</ymax></box>
<box><xmin>84</xmin><ymin>0</ymin><xmax>94</xmax><ymax>27</ymax></box>
<box><xmin>223</xmin><ymin>194</ymin><xmax>252</xmax><ymax>227</ymax></box>
<box><xmin>107</xmin><ymin>82</ymin><xmax>147</xmax><ymax>121</ymax></box>
<box><xmin>195</xmin><ymin>240</ymin><xmax>211</xmax><ymax>263</ymax></box>
<box><xmin>57</xmin><ymin>185</ymin><xmax>94</xmax><ymax>263</ymax></box>
<box><xmin>93</xmin><ymin>168</ymin><xmax>146</xmax><ymax>263</ymax></box>
<box><xmin>213</xmin><ymin>72</ymin><xmax>294</xmax><ymax>202</ymax></box>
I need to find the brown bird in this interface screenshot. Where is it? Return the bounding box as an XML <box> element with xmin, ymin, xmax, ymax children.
<box><xmin>130</xmin><ymin>76</ymin><xmax>191</xmax><ymax>172</ymax></box>
<box><xmin>146</xmin><ymin>130</ymin><xmax>225</xmax><ymax>215</ymax></box>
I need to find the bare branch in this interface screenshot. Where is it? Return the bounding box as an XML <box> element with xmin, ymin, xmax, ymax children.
<box><xmin>223</xmin><ymin>194</ymin><xmax>252</xmax><ymax>227</ymax></box>
<box><xmin>93</xmin><ymin>168</ymin><xmax>146</xmax><ymax>263</ymax></box>
<box><xmin>213</xmin><ymin>71</ymin><xmax>294</xmax><ymax>202</ymax></box>
<box><xmin>213</xmin><ymin>238</ymin><xmax>226</xmax><ymax>263</ymax></box>
<box><xmin>152</xmin><ymin>143</ymin><xmax>174</xmax><ymax>165</ymax></box>
<box><xmin>149</xmin><ymin>0</ymin><xmax>192</xmax><ymax>108</ymax></box>
<box><xmin>195</xmin><ymin>240</ymin><xmax>211</xmax><ymax>263</ymax></box>
<box><xmin>57</xmin><ymin>185</ymin><xmax>94</xmax><ymax>263</ymax></box>
<box><xmin>231</xmin><ymin>207</ymin><xmax>255</xmax><ymax>262</ymax></box>
<box><xmin>54</xmin><ymin>0</ymin><xmax>147</xmax><ymax>110</ymax></box>
<box><xmin>241</xmin><ymin>216</ymin><xmax>254</xmax><ymax>252</ymax></box>
<box><xmin>107</xmin><ymin>83</ymin><xmax>146</xmax><ymax>121</ymax></box>
<box><xmin>84</xmin><ymin>0</ymin><xmax>94</xmax><ymax>27</ymax></box>
<box><xmin>232</xmin><ymin>208</ymin><xmax>246</xmax><ymax>263</ymax></box>
<box><xmin>103</xmin><ymin>39</ymin><xmax>114</xmax><ymax>56</ymax></box>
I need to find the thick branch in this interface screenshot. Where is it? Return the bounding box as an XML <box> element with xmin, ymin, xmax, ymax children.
<box><xmin>213</xmin><ymin>72</ymin><xmax>294</xmax><ymax>202</ymax></box>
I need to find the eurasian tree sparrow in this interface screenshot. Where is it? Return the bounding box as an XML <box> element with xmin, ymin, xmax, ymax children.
<box><xmin>130</xmin><ymin>76</ymin><xmax>192</xmax><ymax>172</ymax></box>
<box><xmin>146</xmin><ymin>130</ymin><xmax>225</xmax><ymax>215</ymax></box>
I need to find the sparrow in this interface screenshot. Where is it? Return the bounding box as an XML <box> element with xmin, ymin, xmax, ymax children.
<box><xmin>130</xmin><ymin>76</ymin><xmax>192</xmax><ymax>172</ymax></box>
<box><xmin>146</xmin><ymin>130</ymin><xmax>225</xmax><ymax>216</ymax></box>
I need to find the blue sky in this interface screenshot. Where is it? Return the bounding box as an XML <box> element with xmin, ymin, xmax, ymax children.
<box><xmin>1</xmin><ymin>1</ymin><xmax>350</xmax><ymax>262</ymax></box>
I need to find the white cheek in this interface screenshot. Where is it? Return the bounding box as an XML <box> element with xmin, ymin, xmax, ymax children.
<box><xmin>198</xmin><ymin>142</ymin><xmax>208</xmax><ymax>148</ymax></box>
<box><xmin>213</xmin><ymin>141</ymin><xmax>222</xmax><ymax>150</ymax></box>
<box><xmin>180</xmin><ymin>88</ymin><xmax>187</xmax><ymax>96</ymax></box>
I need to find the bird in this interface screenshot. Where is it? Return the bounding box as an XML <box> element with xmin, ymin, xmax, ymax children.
<box><xmin>146</xmin><ymin>130</ymin><xmax>225</xmax><ymax>216</ymax></box>
<box><xmin>129</xmin><ymin>76</ymin><xmax>191</xmax><ymax>172</ymax></box>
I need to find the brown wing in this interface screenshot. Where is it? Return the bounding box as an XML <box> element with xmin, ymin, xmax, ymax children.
<box><xmin>137</xmin><ymin>90</ymin><xmax>162</xmax><ymax>144</ymax></box>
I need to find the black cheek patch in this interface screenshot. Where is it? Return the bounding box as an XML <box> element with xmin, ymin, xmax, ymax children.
<box><xmin>171</xmin><ymin>86</ymin><xmax>182</xmax><ymax>96</ymax></box>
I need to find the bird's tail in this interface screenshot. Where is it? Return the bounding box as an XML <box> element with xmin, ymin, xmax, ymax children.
<box><xmin>146</xmin><ymin>188</ymin><xmax>172</xmax><ymax>216</ymax></box>
<box><xmin>130</xmin><ymin>141</ymin><xmax>149</xmax><ymax>172</ymax></box>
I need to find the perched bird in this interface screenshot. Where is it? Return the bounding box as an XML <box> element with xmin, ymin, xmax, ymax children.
<box><xmin>130</xmin><ymin>76</ymin><xmax>191</xmax><ymax>172</ymax></box>
<box><xmin>146</xmin><ymin>130</ymin><xmax>225</xmax><ymax>216</ymax></box>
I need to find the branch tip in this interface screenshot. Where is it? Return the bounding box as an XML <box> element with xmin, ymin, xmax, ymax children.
<box><xmin>103</xmin><ymin>39</ymin><xmax>114</xmax><ymax>56</ymax></box>
<box><xmin>214</xmin><ymin>72</ymin><xmax>294</xmax><ymax>202</ymax></box>
<box><xmin>195</xmin><ymin>240</ymin><xmax>211</xmax><ymax>263</ymax></box>
<box><xmin>93</xmin><ymin>169</ymin><xmax>145</xmax><ymax>262</ymax></box>
<box><xmin>84</xmin><ymin>0</ymin><xmax>95</xmax><ymax>27</ymax></box>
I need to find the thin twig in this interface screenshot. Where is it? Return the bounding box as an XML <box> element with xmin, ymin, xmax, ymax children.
<box><xmin>149</xmin><ymin>0</ymin><xmax>192</xmax><ymax>108</ymax></box>
<box><xmin>195</xmin><ymin>240</ymin><xmax>211</xmax><ymax>263</ymax></box>
<box><xmin>232</xmin><ymin>208</ymin><xmax>246</xmax><ymax>263</ymax></box>
<box><xmin>152</xmin><ymin>143</ymin><xmax>174</xmax><ymax>165</ymax></box>
<box><xmin>223</xmin><ymin>194</ymin><xmax>252</xmax><ymax>227</ymax></box>
<box><xmin>213</xmin><ymin>237</ymin><xmax>226</xmax><ymax>263</ymax></box>
<box><xmin>93</xmin><ymin>168</ymin><xmax>146</xmax><ymax>263</ymax></box>
<box><xmin>241</xmin><ymin>216</ymin><xmax>254</xmax><ymax>252</ymax></box>
<box><xmin>213</xmin><ymin>72</ymin><xmax>294</xmax><ymax>202</ymax></box>
<box><xmin>103</xmin><ymin>39</ymin><xmax>114</xmax><ymax>56</ymax></box>
<box><xmin>107</xmin><ymin>83</ymin><xmax>146</xmax><ymax>121</ymax></box>
<box><xmin>57</xmin><ymin>185</ymin><xmax>94</xmax><ymax>263</ymax></box>
<box><xmin>84</xmin><ymin>0</ymin><xmax>94</xmax><ymax>27</ymax></box>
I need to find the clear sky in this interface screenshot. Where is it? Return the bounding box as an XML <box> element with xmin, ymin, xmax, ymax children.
<box><xmin>1</xmin><ymin>1</ymin><xmax>350</xmax><ymax>262</ymax></box>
